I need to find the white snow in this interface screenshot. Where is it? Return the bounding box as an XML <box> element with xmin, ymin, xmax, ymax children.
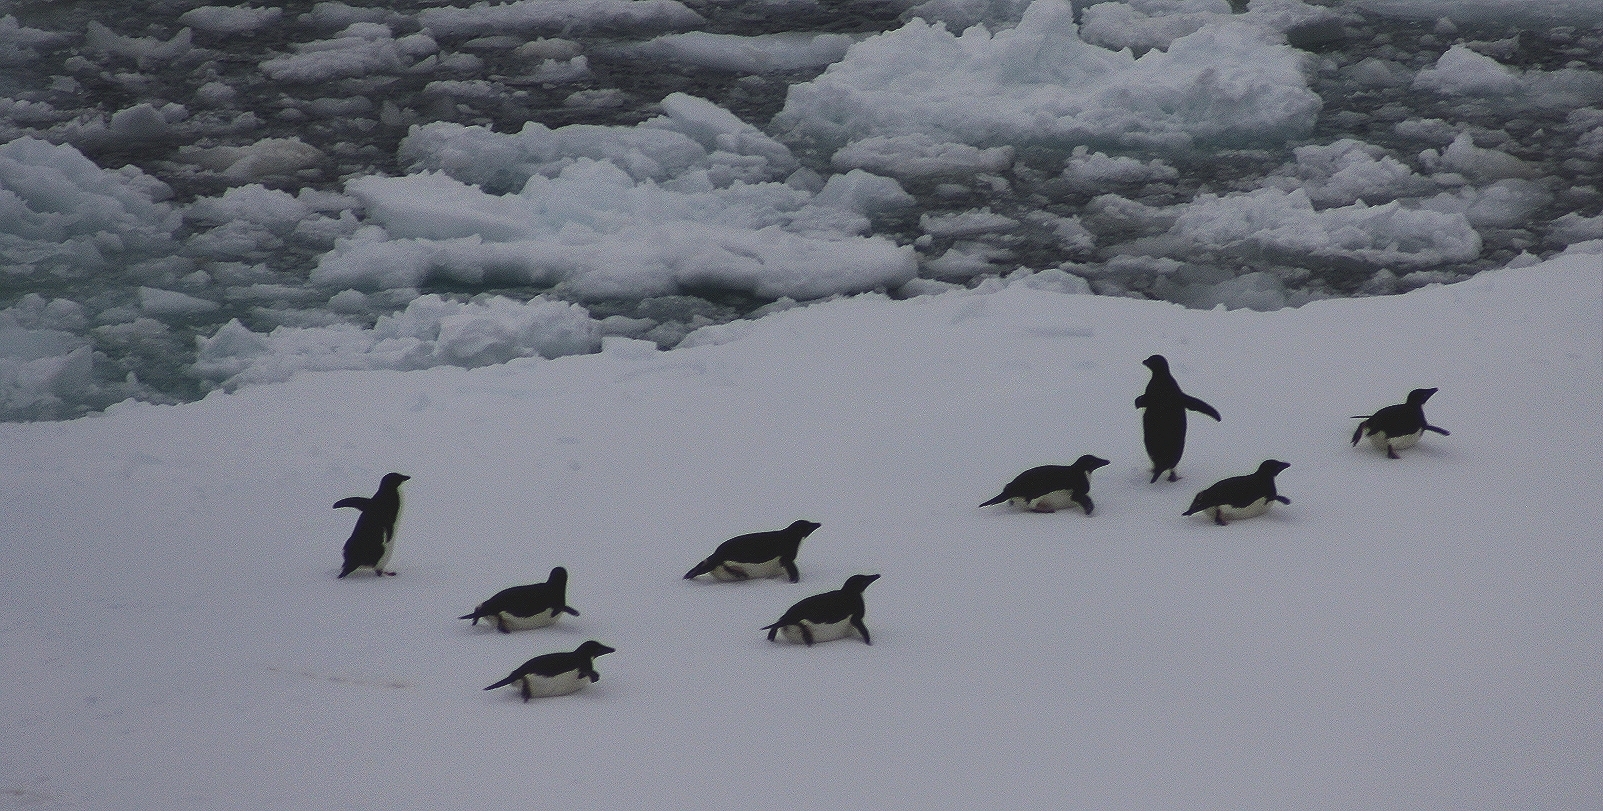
<box><xmin>1</xmin><ymin>251</ymin><xmax>1598</xmax><ymax>810</ymax></box>
<box><xmin>622</xmin><ymin>31</ymin><xmax>857</xmax><ymax>73</ymax></box>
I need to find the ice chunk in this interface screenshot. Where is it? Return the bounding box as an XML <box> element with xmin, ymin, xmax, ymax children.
<box><xmin>1060</xmin><ymin>146</ymin><xmax>1178</xmax><ymax>190</ymax></box>
<box><xmin>831</xmin><ymin>134</ymin><xmax>1014</xmax><ymax>179</ymax></box>
<box><xmin>1351</xmin><ymin>0</ymin><xmax>1602</xmax><ymax>27</ymax></box>
<box><xmin>1413</xmin><ymin>45</ymin><xmax>1521</xmax><ymax>96</ymax></box>
<box><xmin>260</xmin><ymin>23</ymin><xmax>436</xmax><ymax>82</ymax></box>
<box><xmin>175</xmin><ymin>137</ymin><xmax>327</xmax><ymax>182</ymax></box>
<box><xmin>775</xmin><ymin>0</ymin><xmax>1320</xmax><ymax>156</ymax></box>
<box><xmin>179</xmin><ymin>5</ymin><xmax>285</xmax><ymax>34</ymax></box>
<box><xmin>192</xmin><ymin>294</ymin><xmax>601</xmax><ymax>388</ymax></box>
<box><xmin>623</xmin><ymin>32</ymin><xmax>855</xmax><ymax>73</ymax></box>
<box><xmin>417</xmin><ymin>0</ymin><xmax>703</xmax><ymax>37</ymax></box>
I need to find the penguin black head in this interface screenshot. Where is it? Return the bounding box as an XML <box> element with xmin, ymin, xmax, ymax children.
<box><xmin>1405</xmin><ymin>387</ymin><xmax>1439</xmax><ymax>405</ymax></box>
<box><xmin>1256</xmin><ymin>459</ymin><xmax>1291</xmax><ymax>476</ymax></box>
<box><xmin>842</xmin><ymin>573</ymin><xmax>880</xmax><ymax>594</ymax></box>
<box><xmin>547</xmin><ymin>566</ymin><xmax>568</xmax><ymax>584</ymax></box>
<box><xmin>1074</xmin><ymin>454</ymin><xmax>1110</xmax><ymax>472</ymax></box>
<box><xmin>575</xmin><ymin>640</ymin><xmax>616</xmax><ymax>659</ymax></box>
<box><xmin>1142</xmin><ymin>355</ymin><xmax>1170</xmax><ymax>373</ymax></box>
<box><xmin>787</xmin><ymin>520</ymin><xmax>822</xmax><ymax>536</ymax></box>
<box><xmin>380</xmin><ymin>472</ymin><xmax>410</xmax><ymax>488</ymax></box>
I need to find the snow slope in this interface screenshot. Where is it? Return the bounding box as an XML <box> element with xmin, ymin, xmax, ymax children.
<box><xmin>1</xmin><ymin>250</ymin><xmax>1599</xmax><ymax>810</ymax></box>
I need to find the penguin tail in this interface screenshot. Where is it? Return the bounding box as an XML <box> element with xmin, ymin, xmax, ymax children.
<box><xmin>978</xmin><ymin>492</ymin><xmax>1008</xmax><ymax>508</ymax></box>
<box><xmin>684</xmin><ymin>560</ymin><xmax>716</xmax><ymax>579</ymax></box>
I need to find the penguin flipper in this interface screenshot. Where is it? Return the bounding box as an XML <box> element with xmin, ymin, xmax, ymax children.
<box><xmin>562</xmin><ymin>606</ymin><xmax>580</xmax><ymax>616</ymax></box>
<box><xmin>1075</xmin><ymin>493</ymin><xmax>1094</xmax><ymax>515</ymax></box>
<box><xmin>1426</xmin><ymin>425</ymin><xmax>1451</xmax><ymax>436</ymax></box>
<box><xmin>1183</xmin><ymin>395</ymin><xmax>1221</xmax><ymax>421</ymax></box>
<box><xmin>979</xmin><ymin>492</ymin><xmax>1008</xmax><ymax>508</ymax></box>
<box><xmin>684</xmin><ymin>559</ymin><xmax>717</xmax><ymax>579</ymax></box>
<box><xmin>1275</xmin><ymin>495</ymin><xmax>1291</xmax><ymax>504</ymax></box>
<box><xmin>1134</xmin><ymin>393</ymin><xmax>1146</xmax><ymax>409</ymax></box>
<box><xmin>485</xmin><ymin>674</ymin><xmax>518</xmax><ymax>691</ymax></box>
<box><xmin>333</xmin><ymin>496</ymin><xmax>372</xmax><ymax>510</ymax></box>
<box><xmin>851</xmin><ymin>616</ymin><xmax>872</xmax><ymax>645</ymax></box>
<box><xmin>783</xmin><ymin>560</ymin><xmax>800</xmax><ymax>583</ymax></box>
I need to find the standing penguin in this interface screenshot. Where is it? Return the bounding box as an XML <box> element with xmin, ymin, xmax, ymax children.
<box><xmin>1352</xmin><ymin>388</ymin><xmax>1451</xmax><ymax>459</ymax></box>
<box><xmin>980</xmin><ymin>455</ymin><xmax>1110</xmax><ymax>514</ymax></box>
<box><xmin>484</xmin><ymin>640</ymin><xmax>615</xmax><ymax>701</ymax></box>
<box><xmin>459</xmin><ymin>566</ymin><xmax>580</xmax><ymax>633</ymax></box>
<box><xmin>1136</xmin><ymin>355</ymin><xmax>1221</xmax><ymax>483</ymax></box>
<box><xmin>684</xmin><ymin>520</ymin><xmax>820</xmax><ymax>583</ymax></box>
<box><xmin>335</xmin><ymin>472</ymin><xmax>409</xmax><ymax>578</ymax></box>
<box><xmin>763</xmin><ymin>574</ymin><xmax>880</xmax><ymax>646</ymax></box>
<box><xmin>1183</xmin><ymin>460</ymin><xmax>1291</xmax><ymax>526</ymax></box>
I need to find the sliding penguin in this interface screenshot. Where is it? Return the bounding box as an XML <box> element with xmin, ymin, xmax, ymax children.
<box><xmin>1352</xmin><ymin>388</ymin><xmax>1450</xmax><ymax>459</ymax></box>
<box><xmin>335</xmin><ymin>472</ymin><xmax>409</xmax><ymax>578</ymax></box>
<box><xmin>684</xmin><ymin>520</ymin><xmax>820</xmax><ymax>583</ymax></box>
<box><xmin>763</xmin><ymin>574</ymin><xmax>879</xmax><ymax>646</ymax></box>
<box><xmin>484</xmin><ymin>640</ymin><xmax>615</xmax><ymax>701</ymax></box>
<box><xmin>1135</xmin><ymin>355</ymin><xmax>1221</xmax><ymax>483</ymax></box>
<box><xmin>980</xmin><ymin>455</ymin><xmax>1110</xmax><ymax>514</ymax></box>
<box><xmin>460</xmin><ymin>566</ymin><xmax>579</xmax><ymax>633</ymax></box>
<box><xmin>1183</xmin><ymin>460</ymin><xmax>1291</xmax><ymax>526</ymax></box>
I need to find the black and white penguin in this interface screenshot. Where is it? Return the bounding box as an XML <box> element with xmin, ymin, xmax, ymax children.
<box><xmin>335</xmin><ymin>472</ymin><xmax>409</xmax><ymax>578</ymax></box>
<box><xmin>1352</xmin><ymin>388</ymin><xmax>1451</xmax><ymax>459</ymax></box>
<box><xmin>763</xmin><ymin>573</ymin><xmax>879</xmax><ymax>646</ymax></box>
<box><xmin>979</xmin><ymin>455</ymin><xmax>1110</xmax><ymax>514</ymax></box>
<box><xmin>684</xmin><ymin>520</ymin><xmax>820</xmax><ymax>583</ymax></box>
<box><xmin>1135</xmin><ymin>355</ymin><xmax>1221</xmax><ymax>483</ymax></box>
<box><xmin>1183</xmin><ymin>460</ymin><xmax>1291</xmax><ymax>526</ymax></box>
<box><xmin>459</xmin><ymin>566</ymin><xmax>580</xmax><ymax>633</ymax></box>
<box><xmin>484</xmin><ymin>640</ymin><xmax>615</xmax><ymax>701</ymax></box>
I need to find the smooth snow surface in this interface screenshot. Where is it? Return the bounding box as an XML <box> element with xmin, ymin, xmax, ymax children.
<box><xmin>2</xmin><ymin>251</ymin><xmax>1598</xmax><ymax>810</ymax></box>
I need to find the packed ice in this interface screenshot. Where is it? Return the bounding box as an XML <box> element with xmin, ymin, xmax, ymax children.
<box><xmin>0</xmin><ymin>0</ymin><xmax>1599</xmax><ymax>419</ymax></box>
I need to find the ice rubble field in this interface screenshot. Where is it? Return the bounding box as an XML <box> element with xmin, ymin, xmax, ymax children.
<box><xmin>1</xmin><ymin>250</ymin><xmax>1599</xmax><ymax>810</ymax></box>
<box><xmin>1</xmin><ymin>0</ymin><xmax>1601</xmax><ymax>420</ymax></box>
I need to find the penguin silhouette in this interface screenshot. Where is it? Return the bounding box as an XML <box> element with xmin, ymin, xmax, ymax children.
<box><xmin>764</xmin><ymin>574</ymin><xmax>880</xmax><ymax>646</ymax></box>
<box><xmin>1352</xmin><ymin>388</ymin><xmax>1450</xmax><ymax>458</ymax></box>
<box><xmin>1135</xmin><ymin>355</ymin><xmax>1221</xmax><ymax>483</ymax></box>
<box><xmin>460</xmin><ymin>566</ymin><xmax>580</xmax><ymax>632</ymax></box>
<box><xmin>684</xmin><ymin>520</ymin><xmax>820</xmax><ymax>583</ymax></box>
<box><xmin>1183</xmin><ymin>460</ymin><xmax>1291</xmax><ymax>526</ymax></box>
<box><xmin>484</xmin><ymin>640</ymin><xmax>615</xmax><ymax>701</ymax></box>
<box><xmin>335</xmin><ymin>472</ymin><xmax>409</xmax><ymax>578</ymax></box>
<box><xmin>980</xmin><ymin>455</ymin><xmax>1110</xmax><ymax>514</ymax></box>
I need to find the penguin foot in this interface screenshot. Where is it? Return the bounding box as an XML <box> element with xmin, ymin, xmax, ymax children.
<box><xmin>1167</xmin><ymin>471</ymin><xmax>1180</xmax><ymax>482</ymax></box>
<box><xmin>1212</xmin><ymin>511</ymin><xmax>1228</xmax><ymax>527</ymax></box>
<box><xmin>1386</xmin><ymin>447</ymin><xmax>1400</xmax><ymax>460</ymax></box>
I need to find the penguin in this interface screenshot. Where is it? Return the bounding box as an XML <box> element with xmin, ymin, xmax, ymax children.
<box><xmin>335</xmin><ymin>472</ymin><xmax>409</xmax><ymax>578</ymax></box>
<box><xmin>1352</xmin><ymin>388</ymin><xmax>1450</xmax><ymax>459</ymax></box>
<box><xmin>484</xmin><ymin>640</ymin><xmax>615</xmax><ymax>701</ymax></box>
<box><xmin>684</xmin><ymin>520</ymin><xmax>820</xmax><ymax>583</ymax></box>
<box><xmin>763</xmin><ymin>574</ymin><xmax>879</xmax><ymax>646</ymax></box>
<box><xmin>979</xmin><ymin>455</ymin><xmax>1110</xmax><ymax>514</ymax></box>
<box><xmin>1135</xmin><ymin>355</ymin><xmax>1221</xmax><ymax>483</ymax></box>
<box><xmin>1183</xmin><ymin>460</ymin><xmax>1291</xmax><ymax>526</ymax></box>
<box><xmin>459</xmin><ymin>566</ymin><xmax>580</xmax><ymax>633</ymax></box>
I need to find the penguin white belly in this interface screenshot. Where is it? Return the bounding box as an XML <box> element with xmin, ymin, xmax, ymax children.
<box><xmin>1370</xmin><ymin>429</ymin><xmax>1423</xmax><ymax>452</ymax></box>
<box><xmin>779</xmin><ymin>618</ymin><xmax>858</xmax><ymax>645</ymax></box>
<box><xmin>712</xmin><ymin>557</ymin><xmax>785</xmax><ymax>580</ymax></box>
<box><xmin>518</xmin><ymin>671</ymin><xmax>593</xmax><ymax>698</ymax></box>
<box><xmin>495</xmin><ymin>609</ymin><xmax>559</xmax><ymax>631</ymax></box>
<box><xmin>1211</xmin><ymin>498</ymin><xmax>1271</xmax><ymax>521</ymax></box>
<box><xmin>374</xmin><ymin>540</ymin><xmax>394</xmax><ymax>572</ymax></box>
<box><xmin>1023</xmin><ymin>490</ymin><xmax>1082</xmax><ymax>513</ymax></box>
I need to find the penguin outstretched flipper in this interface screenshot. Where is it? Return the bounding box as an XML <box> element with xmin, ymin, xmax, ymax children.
<box><xmin>335</xmin><ymin>473</ymin><xmax>409</xmax><ymax>578</ymax></box>
<box><xmin>1136</xmin><ymin>355</ymin><xmax>1220</xmax><ymax>483</ymax></box>
<box><xmin>684</xmin><ymin>520</ymin><xmax>819</xmax><ymax>583</ymax></box>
